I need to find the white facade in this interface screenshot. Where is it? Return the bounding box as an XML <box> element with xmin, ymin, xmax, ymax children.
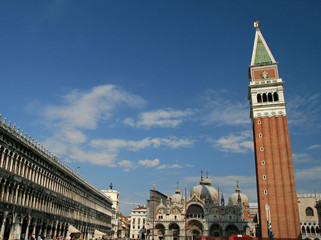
<box><xmin>130</xmin><ymin>206</ymin><xmax>147</xmax><ymax>239</ymax></box>
<box><xmin>297</xmin><ymin>193</ymin><xmax>321</xmax><ymax>239</ymax></box>
<box><xmin>101</xmin><ymin>183</ymin><xmax>121</xmax><ymax>238</ymax></box>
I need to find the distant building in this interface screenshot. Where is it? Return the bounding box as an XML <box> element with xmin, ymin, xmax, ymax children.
<box><xmin>297</xmin><ymin>193</ymin><xmax>321</xmax><ymax>239</ymax></box>
<box><xmin>101</xmin><ymin>182</ymin><xmax>121</xmax><ymax>238</ymax></box>
<box><xmin>130</xmin><ymin>206</ymin><xmax>147</xmax><ymax>239</ymax></box>
<box><xmin>120</xmin><ymin>214</ymin><xmax>131</xmax><ymax>238</ymax></box>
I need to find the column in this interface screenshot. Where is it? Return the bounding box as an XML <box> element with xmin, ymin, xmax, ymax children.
<box><xmin>0</xmin><ymin>211</ymin><xmax>8</xmax><ymax>240</ymax></box>
<box><xmin>12</xmin><ymin>214</ymin><xmax>22</xmax><ymax>240</ymax></box>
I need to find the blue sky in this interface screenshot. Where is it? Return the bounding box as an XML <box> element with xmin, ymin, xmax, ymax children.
<box><xmin>1</xmin><ymin>1</ymin><xmax>321</xmax><ymax>215</ymax></box>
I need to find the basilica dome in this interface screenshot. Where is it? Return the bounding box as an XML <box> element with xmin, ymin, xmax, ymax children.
<box><xmin>190</xmin><ymin>176</ymin><xmax>218</xmax><ymax>202</ymax></box>
<box><xmin>228</xmin><ymin>183</ymin><xmax>248</xmax><ymax>206</ymax></box>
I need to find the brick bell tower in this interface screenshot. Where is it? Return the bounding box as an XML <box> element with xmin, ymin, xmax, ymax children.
<box><xmin>248</xmin><ymin>22</ymin><xmax>301</xmax><ymax>239</ymax></box>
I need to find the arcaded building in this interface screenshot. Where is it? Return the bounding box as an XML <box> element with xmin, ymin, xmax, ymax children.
<box><xmin>297</xmin><ymin>194</ymin><xmax>321</xmax><ymax>239</ymax></box>
<box><xmin>0</xmin><ymin>116</ymin><xmax>113</xmax><ymax>240</ymax></box>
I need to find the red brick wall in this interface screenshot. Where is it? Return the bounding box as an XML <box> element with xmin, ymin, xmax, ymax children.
<box><xmin>253</xmin><ymin>116</ymin><xmax>301</xmax><ymax>239</ymax></box>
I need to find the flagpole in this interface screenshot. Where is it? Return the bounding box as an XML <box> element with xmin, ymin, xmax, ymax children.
<box><xmin>218</xmin><ymin>184</ymin><xmax>221</xmax><ymax>236</ymax></box>
<box><xmin>153</xmin><ymin>184</ymin><xmax>155</xmax><ymax>240</ymax></box>
<box><xmin>185</xmin><ymin>184</ymin><xmax>187</xmax><ymax>240</ymax></box>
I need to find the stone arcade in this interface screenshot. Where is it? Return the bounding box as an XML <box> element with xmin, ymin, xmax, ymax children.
<box><xmin>0</xmin><ymin>116</ymin><xmax>113</xmax><ymax>240</ymax></box>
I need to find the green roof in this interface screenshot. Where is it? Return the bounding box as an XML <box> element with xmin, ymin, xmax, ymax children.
<box><xmin>254</xmin><ymin>35</ymin><xmax>272</xmax><ymax>65</ymax></box>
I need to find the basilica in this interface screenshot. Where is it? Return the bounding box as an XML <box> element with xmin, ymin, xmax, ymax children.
<box><xmin>144</xmin><ymin>173</ymin><xmax>257</xmax><ymax>239</ymax></box>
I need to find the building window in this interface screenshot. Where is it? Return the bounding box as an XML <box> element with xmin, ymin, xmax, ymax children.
<box><xmin>257</xmin><ymin>94</ymin><xmax>262</xmax><ymax>103</ymax></box>
<box><xmin>263</xmin><ymin>175</ymin><xmax>266</xmax><ymax>180</ymax></box>
<box><xmin>263</xmin><ymin>93</ymin><xmax>267</xmax><ymax>102</ymax></box>
<box><xmin>259</xmin><ymin>133</ymin><xmax>263</xmax><ymax>138</ymax></box>
<box><xmin>264</xmin><ymin>190</ymin><xmax>268</xmax><ymax>195</ymax></box>
<box><xmin>305</xmin><ymin>207</ymin><xmax>314</xmax><ymax>216</ymax></box>
<box><xmin>258</xmin><ymin>120</ymin><xmax>261</xmax><ymax>125</ymax></box>
<box><xmin>268</xmin><ymin>93</ymin><xmax>273</xmax><ymax>102</ymax></box>
<box><xmin>260</xmin><ymin>147</ymin><xmax>264</xmax><ymax>151</ymax></box>
<box><xmin>261</xmin><ymin>160</ymin><xmax>265</xmax><ymax>165</ymax></box>
<box><xmin>273</xmin><ymin>92</ymin><xmax>279</xmax><ymax>101</ymax></box>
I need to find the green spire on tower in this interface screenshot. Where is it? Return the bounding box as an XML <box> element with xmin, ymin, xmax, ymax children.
<box><xmin>254</xmin><ymin>35</ymin><xmax>273</xmax><ymax>64</ymax></box>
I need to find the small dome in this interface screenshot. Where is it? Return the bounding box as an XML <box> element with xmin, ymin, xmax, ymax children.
<box><xmin>171</xmin><ymin>187</ymin><xmax>183</xmax><ymax>204</ymax></box>
<box><xmin>228</xmin><ymin>183</ymin><xmax>248</xmax><ymax>206</ymax></box>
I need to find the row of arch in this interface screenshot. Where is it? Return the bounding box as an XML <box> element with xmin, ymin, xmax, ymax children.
<box><xmin>257</xmin><ymin>92</ymin><xmax>279</xmax><ymax>103</ymax></box>
<box><xmin>149</xmin><ymin>220</ymin><xmax>249</xmax><ymax>238</ymax></box>
<box><xmin>302</xmin><ymin>225</ymin><xmax>320</xmax><ymax>235</ymax></box>
<box><xmin>0</xmin><ymin>211</ymin><xmax>106</xmax><ymax>240</ymax></box>
<box><xmin>0</xmin><ymin>143</ymin><xmax>112</xmax><ymax>219</ymax></box>
<box><xmin>0</xmin><ymin>177</ymin><xmax>109</xmax><ymax>225</ymax></box>
<box><xmin>0</xmin><ymin>146</ymin><xmax>84</xmax><ymax>203</ymax></box>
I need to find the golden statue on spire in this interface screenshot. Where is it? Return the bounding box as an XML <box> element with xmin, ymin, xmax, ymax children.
<box><xmin>254</xmin><ymin>21</ymin><xmax>259</xmax><ymax>28</ymax></box>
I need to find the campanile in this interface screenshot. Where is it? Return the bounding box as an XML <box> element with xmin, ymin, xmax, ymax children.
<box><xmin>248</xmin><ymin>23</ymin><xmax>301</xmax><ymax>239</ymax></box>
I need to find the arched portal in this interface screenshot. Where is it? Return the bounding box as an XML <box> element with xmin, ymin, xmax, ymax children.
<box><xmin>209</xmin><ymin>224</ymin><xmax>220</xmax><ymax>236</ymax></box>
<box><xmin>187</xmin><ymin>204</ymin><xmax>204</xmax><ymax>219</ymax></box>
<box><xmin>155</xmin><ymin>224</ymin><xmax>165</xmax><ymax>240</ymax></box>
<box><xmin>225</xmin><ymin>225</ymin><xmax>239</xmax><ymax>236</ymax></box>
<box><xmin>187</xmin><ymin>220</ymin><xmax>203</xmax><ymax>237</ymax></box>
<box><xmin>169</xmin><ymin>223</ymin><xmax>180</xmax><ymax>240</ymax></box>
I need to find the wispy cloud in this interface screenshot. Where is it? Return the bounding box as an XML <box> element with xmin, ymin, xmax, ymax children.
<box><xmin>208</xmin><ymin>130</ymin><xmax>253</xmax><ymax>153</ymax></box>
<box><xmin>124</xmin><ymin>108</ymin><xmax>194</xmax><ymax>129</ymax></box>
<box><xmin>292</xmin><ymin>153</ymin><xmax>314</xmax><ymax>163</ymax></box>
<box><xmin>287</xmin><ymin>93</ymin><xmax>321</xmax><ymax>127</ymax></box>
<box><xmin>90</xmin><ymin>136</ymin><xmax>195</xmax><ymax>152</ymax></box>
<box><xmin>200</xmin><ymin>89</ymin><xmax>250</xmax><ymax>126</ymax></box>
<box><xmin>308</xmin><ymin>144</ymin><xmax>321</xmax><ymax>150</ymax></box>
<box><xmin>44</xmin><ymin>84</ymin><xmax>146</xmax><ymax>130</ymax></box>
<box><xmin>118</xmin><ymin>160</ymin><xmax>138</xmax><ymax>172</ymax></box>
<box><xmin>295</xmin><ymin>166</ymin><xmax>321</xmax><ymax>181</ymax></box>
<box><xmin>157</xmin><ymin>163</ymin><xmax>183</xmax><ymax>170</ymax></box>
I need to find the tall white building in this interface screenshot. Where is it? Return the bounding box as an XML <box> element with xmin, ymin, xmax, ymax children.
<box><xmin>130</xmin><ymin>206</ymin><xmax>147</xmax><ymax>239</ymax></box>
<box><xmin>101</xmin><ymin>182</ymin><xmax>121</xmax><ymax>238</ymax></box>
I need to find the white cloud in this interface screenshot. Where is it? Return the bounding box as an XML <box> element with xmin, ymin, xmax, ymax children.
<box><xmin>118</xmin><ymin>160</ymin><xmax>138</xmax><ymax>172</ymax></box>
<box><xmin>138</xmin><ymin>159</ymin><xmax>160</xmax><ymax>168</ymax></box>
<box><xmin>201</xmin><ymin>89</ymin><xmax>250</xmax><ymax>126</ymax></box>
<box><xmin>287</xmin><ymin>93</ymin><xmax>321</xmax><ymax>127</ymax></box>
<box><xmin>308</xmin><ymin>144</ymin><xmax>321</xmax><ymax>150</ymax></box>
<box><xmin>295</xmin><ymin>166</ymin><xmax>321</xmax><ymax>181</ymax></box>
<box><xmin>208</xmin><ymin>131</ymin><xmax>253</xmax><ymax>153</ymax></box>
<box><xmin>125</xmin><ymin>108</ymin><xmax>194</xmax><ymax>129</ymax></box>
<box><xmin>157</xmin><ymin>164</ymin><xmax>183</xmax><ymax>170</ymax></box>
<box><xmin>292</xmin><ymin>153</ymin><xmax>314</xmax><ymax>163</ymax></box>
<box><xmin>44</xmin><ymin>84</ymin><xmax>146</xmax><ymax>130</ymax></box>
<box><xmin>38</xmin><ymin>84</ymin><xmax>149</xmax><ymax>167</ymax></box>
<box><xmin>90</xmin><ymin>136</ymin><xmax>195</xmax><ymax>153</ymax></box>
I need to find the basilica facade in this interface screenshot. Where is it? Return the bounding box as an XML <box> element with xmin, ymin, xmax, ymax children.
<box><xmin>145</xmin><ymin>174</ymin><xmax>257</xmax><ymax>240</ymax></box>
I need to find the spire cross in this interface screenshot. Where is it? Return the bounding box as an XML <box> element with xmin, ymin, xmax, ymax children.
<box><xmin>201</xmin><ymin>170</ymin><xmax>203</xmax><ymax>180</ymax></box>
<box><xmin>177</xmin><ymin>180</ymin><xmax>179</xmax><ymax>189</ymax></box>
<box><xmin>206</xmin><ymin>170</ymin><xmax>209</xmax><ymax>178</ymax></box>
